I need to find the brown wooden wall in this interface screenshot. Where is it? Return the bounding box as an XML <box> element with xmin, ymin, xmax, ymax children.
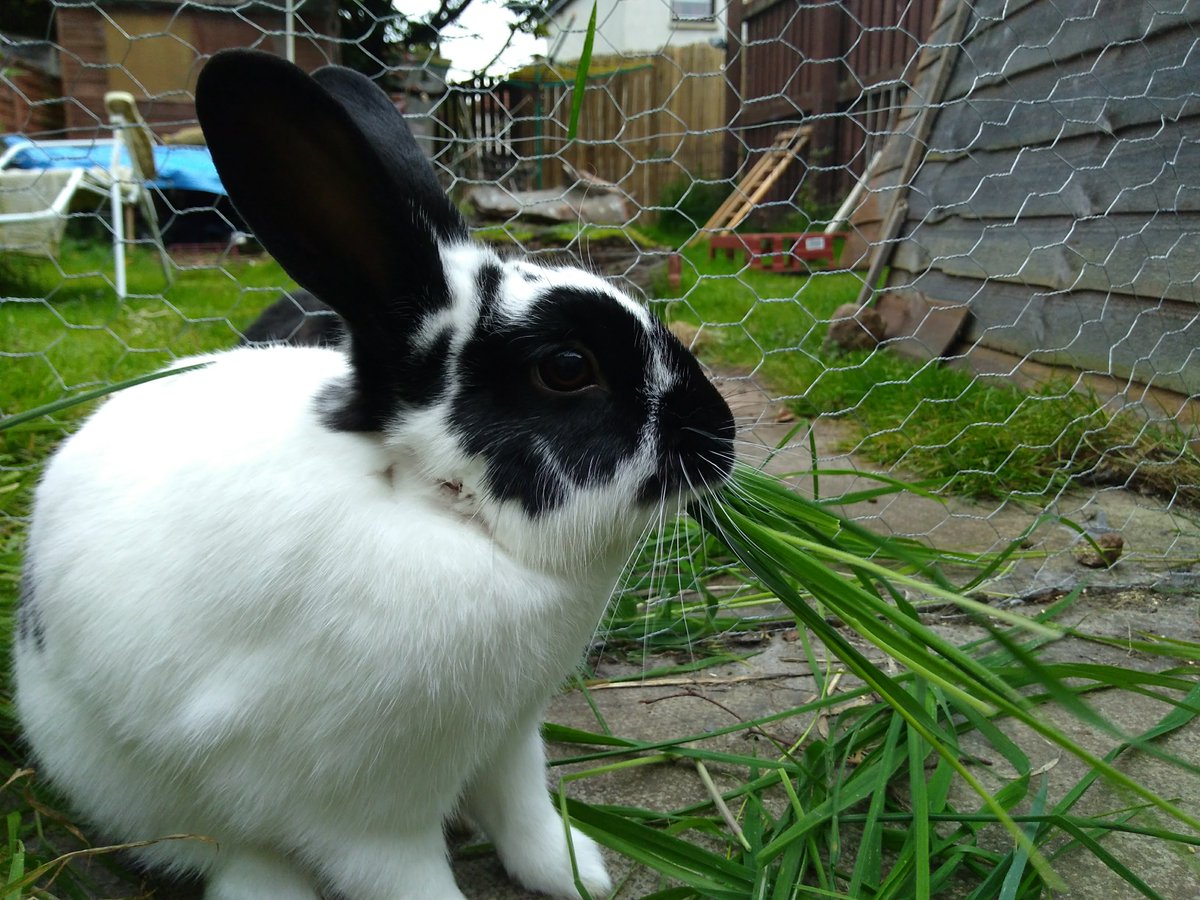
<box><xmin>725</xmin><ymin>0</ymin><xmax>938</xmax><ymax>210</ymax></box>
<box><xmin>56</xmin><ymin>4</ymin><xmax>339</xmax><ymax>137</ymax></box>
<box><xmin>863</xmin><ymin>0</ymin><xmax>1200</xmax><ymax>397</ymax></box>
<box><xmin>0</xmin><ymin>65</ymin><xmax>64</xmax><ymax>135</ymax></box>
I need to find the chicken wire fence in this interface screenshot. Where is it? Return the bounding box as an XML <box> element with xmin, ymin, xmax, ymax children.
<box><xmin>1</xmin><ymin>0</ymin><xmax>1198</xmax><ymax>602</ymax></box>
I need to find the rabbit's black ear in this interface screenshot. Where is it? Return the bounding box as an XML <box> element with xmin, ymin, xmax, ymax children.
<box><xmin>310</xmin><ymin>65</ymin><xmax>465</xmax><ymax>245</ymax></box>
<box><xmin>196</xmin><ymin>49</ymin><xmax>468</xmax><ymax>430</ymax></box>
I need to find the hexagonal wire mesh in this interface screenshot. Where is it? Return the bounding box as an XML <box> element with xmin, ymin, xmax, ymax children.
<box><xmin>0</xmin><ymin>0</ymin><xmax>1198</xmax><ymax>894</ymax></box>
<box><xmin>3</xmin><ymin>0</ymin><xmax>1196</xmax><ymax>611</ymax></box>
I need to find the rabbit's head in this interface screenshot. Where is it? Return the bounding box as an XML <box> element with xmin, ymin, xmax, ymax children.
<box><xmin>198</xmin><ymin>51</ymin><xmax>734</xmax><ymax>572</ymax></box>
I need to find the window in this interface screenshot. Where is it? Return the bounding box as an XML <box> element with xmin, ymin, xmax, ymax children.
<box><xmin>672</xmin><ymin>0</ymin><xmax>715</xmax><ymax>22</ymax></box>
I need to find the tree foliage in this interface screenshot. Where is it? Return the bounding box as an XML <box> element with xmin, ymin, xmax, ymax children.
<box><xmin>0</xmin><ymin>0</ymin><xmax>54</xmax><ymax>40</ymax></box>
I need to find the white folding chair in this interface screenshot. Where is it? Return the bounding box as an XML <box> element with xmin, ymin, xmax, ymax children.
<box><xmin>0</xmin><ymin>142</ymin><xmax>108</xmax><ymax>258</ymax></box>
<box><xmin>0</xmin><ymin>92</ymin><xmax>172</xmax><ymax>298</ymax></box>
<box><xmin>103</xmin><ymin>91</ymin><xmax>172</xmax><ymax>297</ymax></box>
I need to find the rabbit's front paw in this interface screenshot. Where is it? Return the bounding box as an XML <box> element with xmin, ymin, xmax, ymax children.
<box><xmin>564</xmin><ymin>828</ymin><xmax>612</xmax><ymax>899</ymax></box>
<box><xmin>501</xmin><ymin>824</ymin><xmax>611</xmax><ymax>900</ymax></box>
<box><xmin>206</xmin><ymin>847</ymin><xmax>322</xmax><ymax>900</ymax></box>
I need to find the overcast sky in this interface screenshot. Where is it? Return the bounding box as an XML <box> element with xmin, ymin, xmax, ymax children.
<box><xmin>406</xmin><ymin>0</ymin><xmax>550</xmax><ymax>78</ymax></box>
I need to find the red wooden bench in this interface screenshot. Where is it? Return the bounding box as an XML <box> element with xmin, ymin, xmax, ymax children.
<box><xmin>708</xmin><ymin>232</ymin><xmax>845</xmax><ymax>272</ymax></box>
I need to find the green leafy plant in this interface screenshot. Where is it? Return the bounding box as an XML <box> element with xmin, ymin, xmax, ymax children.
<box><xmin>566</xmin><ymin>1</ymin><xmax>598</xmax><ymax>141</ymax></box>
<box><xmin>654</xmin><ymin>178</ymin><xmax>730</xmax><ymax>239</ymax></box>
<box><xmin>659</xmin><ymin>244</ymin><xmax>1200</xmax><ymax>501</ymax></box>
<box><xmin>541</xmin><ymin>466</ymin><xmax>1200</xmax><ymax>898</ymax></box>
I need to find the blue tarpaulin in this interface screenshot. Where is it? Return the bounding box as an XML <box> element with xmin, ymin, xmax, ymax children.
<box><xmin>2</xmin><ymin>136</ymin><xmax>226</xmax><ymax>196</ymax></box>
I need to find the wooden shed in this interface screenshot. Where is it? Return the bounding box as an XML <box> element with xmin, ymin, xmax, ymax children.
<box><xmin>854</xmin><ymin>0</ymin><xmax>1199</xmax><ymax>404</ymax></box>
<box><xmin>723</xmin><ymin>0</ymin><xmax>940</xmax><ymax>210</ymax></box>
<box><xmin>55</xmin><ymin>0</ymin><xmax>340</xmax><ymax>135</ymax></box>
<box><xmin>0</xmin><ymin>34</ymin><xmax>65</xmax><ymax>135</ymax></box>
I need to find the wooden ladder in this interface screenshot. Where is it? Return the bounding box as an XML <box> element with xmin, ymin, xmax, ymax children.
<box><xmin>693</xmin><ymin>126</ymin><xmax>812</xmax><ymax>240</ymax></box>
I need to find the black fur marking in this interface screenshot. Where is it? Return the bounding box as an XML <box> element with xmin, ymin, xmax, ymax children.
<box><xmin>450</xmin><ymin>288</ymin><xmax>649</xmax><ymax>515</ymax></box>
<box><xmin>310</xmin><ymin>65</ymin><xmax>468</xmax><ymax>247</ymax></box>
<box><xmin>316</xmin><ymin>378</ymin><xmax>365</xmax><ymax>431</ymax></box>
<box><xmin>197</xmin><ymin>51</ymin><xmax>466</xmax><ymax>434</ymax></box>
<box><xmin>637</xmin><ymin>353</ymin><xmax>736</xmax><ymax>503</ymax></box>
<box><xmin>476</xmin><ymin>262</ymin><xmax>503</xmax><ymax>318</ymax></box>
<box><xmin>332</xmin><ymin>300</ymin><xmax>452</xmax><ymax>431</ymax></box>
<box><xmin>319</xmin><ymin>327</ymin><xmax>451</xmax><ymax>431</ymax></box>
<box><xmin>407</xmin><ymin>327</ymin><xmax>453</xmax><ymax>408</ymax></box>
<box><xmin>16</xmin><ymin>565</ymin><xmax>44</xmax><ymax>651</ymax></box>
<box><xmin>241</xmin><ymin>290</ymin><xmax>343</xmax><ymax>347</ymax></box>
<box><xmin>448</xmin><ymin>286</ymin><xmax>734</xmax><ymax>516</ymax></box>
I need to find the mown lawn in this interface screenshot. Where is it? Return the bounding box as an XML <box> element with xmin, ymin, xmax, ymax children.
<box><xmin>1</xmin><ymin>240</ymin><xmax>295</xmax><ymax>534</ymax></box>
<box><xmin>1</xmin><ymin>240</ymin><xmax>292</xmax><ymax>408</ymax></box>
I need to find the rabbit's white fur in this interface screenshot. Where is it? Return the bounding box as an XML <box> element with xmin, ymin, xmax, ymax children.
<box><xmin>18</xmin><ymin>334</ymin><xmax>622</xmax><ymax>899</ymax></box>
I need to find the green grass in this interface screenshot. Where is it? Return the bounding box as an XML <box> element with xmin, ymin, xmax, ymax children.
<box><xmin>555</xmin><ymin>469</ymin><xmax>1200</xmax><ymax>898</ymax></box>
<box><xmin>1</xmin><ymin>238</ymin><xmax>292</xmax><ymax>395</ymax></box>
<box><xmin>471</xmin><ymin>222</ymin><xmax>662</xmax><ymax>250</ymax></box>
<box><xmin>658</xmin><ymin>244</ymin><xmax>1200</xmax><ymax>500</ymax></box>
<box><xmin>0</xmin><ymin>240</ymin><xmax>295</xmax><ymax>529</ymax></box>
<box><xmin>1</xmin><ymin>238</ymin><xmax>1199</xmax><ymax>898</ymax></box>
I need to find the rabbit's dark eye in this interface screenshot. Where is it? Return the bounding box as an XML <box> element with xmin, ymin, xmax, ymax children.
<box><xmin>534</xmin><ymin>348</ymin><xmax>599</xmax><ymax>394</ymax></box>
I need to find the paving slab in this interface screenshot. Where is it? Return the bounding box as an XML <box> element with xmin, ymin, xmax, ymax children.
<box><xmin>456</xmin><ymin>587</ymin><xmax>1200</xmax><ymax>899</ymax></box>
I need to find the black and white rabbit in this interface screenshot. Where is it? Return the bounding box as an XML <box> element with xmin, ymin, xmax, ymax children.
<box><xmin>14</xmin><ymin>50</ymin><xmax>734</xmax><ymax>900</ymax></box>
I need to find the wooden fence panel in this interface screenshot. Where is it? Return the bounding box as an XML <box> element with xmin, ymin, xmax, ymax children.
<box><xmin>0</xmin><ymin>66</ymin><xmax>64</xmax><ymax>136</ymax></box>
<box><xmin>444</xmin><ymin>45</ymin><xmax>726</xmax><ymax>213</ymax></box>
<box><xmin>55</xmin><ymin>5</ymin><xmax>338</xmax><ymax>135</ymax></box>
